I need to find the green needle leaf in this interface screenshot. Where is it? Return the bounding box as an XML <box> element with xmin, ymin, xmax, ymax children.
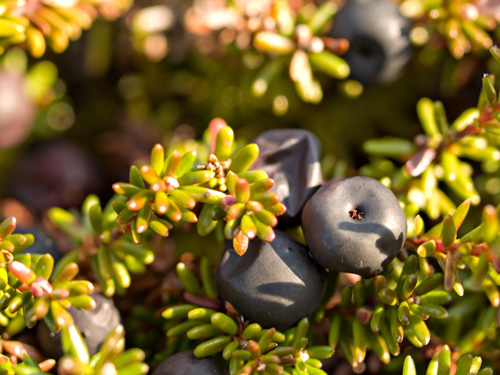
<box><xmin>34</xmin><ymin>254</ymin><xmax>54</xmax><ymax>280</ymax></box>
<box><xmin>116</xmin><ymin>363</ymin><xmax>149</xmax><ymax>375</ymax></box>
<box><xmin>238</xmin><ymin>170</ymin><xmax>268</xmax><ymax>184</ymax></box>
<box><xmin>194</xmin><ymin>335</ymin><xmax>232</xmax><ymax>358</ymax></box>
<box><xmin>478</xmin><ymin>369</ymin><xmax>493</xmax><ymax>375</ymax></box>
<box><xmin>129</xmin><ymin>165</ymin><xmax>145</xmax><ymax>189</ymax></box>
<box><xmin>215</xmin><ymin>126</ymin><xmax>234</xmax><ymax>161</ymax></box>
<box><xmin>177</xmin><ymin>170</ymin><xmax>214</xmax><ymax>186</ymax></box>
<box><xmin>417</xmin><ymin>98</ymin><xmax>441</xmax><ymax>138</ymax></box>
<box><xmin>434</xmin><ymin>101</ymin><xmax>449</xmax><ymax>135</ymax></box>
<box><xmin>370</xmin><ymin>305</ymin><xmax>385</xmax><ymax>333</ymax></box>
<box><xmin>414</xmin><ymin>273</ymin><xmax>444</xmax><ymax>296</ymax></box>
<box><xmin>402</xmin><ymin>274</ymin><xmax>418</xmax><ymax>300</ymax></box>
<box><xmin>162</xmin><ymin>304</ymin><xmax>197</xmax><ymax>320</ymax></box>
<box><xmin>61</xmin><ymin>325</ymin><xmax>90</xmax><ymax>365</ymax></box>
<box><xmin>481</xmin><ymin>277</ymin><xmax>500</xmax><ymax>307</ymax></box>
<box><xmin>176</xmin><ymin>263</ymin><xmax>201</xmax><ymax>295</ymax></box>
<box><xmin>480</xmin><ymin>204</ymin><xmax>499</xmax><ymax>243</ymax></box>
<box><xmin>390</xmin><ymin>307</ymin><xmax>404</xmax><ymax>343</ymax></box>
<box><xmin>187</xmin><ymin>323</ymin><xmax>221</xmax><ymax>340</ymax></box>
<box><xmin>230</xmin><ymin>144</ymin><xmax>259</xmax><ymax>174</ymax></box>
<box><xmin>222</xmin><ymin>339</ymin><xmax>239</xmax><ymax>361</ymax></box>
<box><xmin>379</xmin><ymin>288</ymin><xmax>398</xmax><ymax>306</ymax></box>
<box><xmin>490</xmin><ymin>45</ymin><xmax>500</xmax><ymax>64</ymax></box>
<box><xmin>452</xmin><ymin>199</ymin><xmax>472</xmax><ymax>230</ymax></box>
<box><xmin>150</xmin><ymin>144</ymin><xmax>165</xmax><ymax>177</ymax></box>
<box><xmin>188</xmin><ymin>307</ymin><xmax>217</xmax><ymax>321</ymax></box>
<box><xmin>398</xmin><ymin>301</ymin><xmax>410</xmax><ymax>326</ymax></box>
<box><xmin>456</xmin><ymin>353</ymin><xmax>473</xmax><ymax>375</ymax></box>
<box><xmin>380</xmin><ymin>322</ymin><xmax>400</xmax><ymax>356</ymax></box>
<box><xmin>352</xmin><ymin>317</ymin><xmax>367</xmax><ymax>364</ymax></box>
<box><xmin>363</xmin><ymin>138</ymin><xmax>416</xmax><ymax>157</ymax></box>
<box><xmin>0</xmin><ymin>217</ymin><xmax>16</xmax><ymax>238</ymax></box>
<box><xmin>403</xmin><ymin>356</ymin><xmax>417</xmax><ymax>375</ymax></box>
<box><xmin>441</xmin><ymin>215</ymin><xmax>457</xmax><ymax>248</ymax></box>
<box><xmin>444</xmin><ymin>251</ymin><xmax>457</xmax><ymax>292</ymax></box>
<box><xmin>211</xmin><ymin>313</ymin><xmax>238</xmax><ymax>336</ymax></box>
<box><xmin>410</xmin><ymin>313</ymin><xmax>431</xmax><ymax>346</ymax></box>
<box><xmin>200</xmin><ymin>257</ymin><xmax>216</xmax><ymax>299</ymax></box>
<box><xmin>307</xmin><ymin>1</ymin><xmax>337</xmax><ymax>34</ymax></box>
<box><xmin>482</xmin><ymin>74</ymin><xmax>497</xmax><ymax>109</ymax></box>
<box><xmin>258</xmin><ymin>328</ymin><xmax>276</xmax><ymax>352</ymax></box>
<box><xmin>419</xmin><ymin>290</ymin><xmax>452</xmax><ymax>305</ymax></box>
<box><xmin>437</xmin><ymin>345</ymin><xmax>451</xmax><ymax>375</ymax></box>
<box><xmin>414</xmin><ymin>215</ymin><xmax>425</xmax><ymax>236</ymax></box>
<box><xmin>420</xmin><ymin>303</ymin><xmax>448</xmax><ymax>319</ymax></box>
<box><xmin>166</xmin><ymin>320</ymin><xmax>204</xmax><ymax>337</ymax></box>
<box><xmin>235</xmin><ymin>179</ymin><xmax>251</xmax><ymax>203</ymax></box>
<box><xmin>308</xmin><ymin>51</ymin><xmax>350</xmax><ymax>79</ymax></box>
<box><xmin>328</xmin><ymin>314</ymin><xmax>341</xmax><ymax>349</ymax></box>
<box><xmin>176</xmin><ymin>151</ymin><xmax>197</xmax><ymax>178</ymax></box>
<box><xmin>242</xmin><ymin>323</ymin><xmax>262</xmax><ymax>340</ymax></box>
<box><xmin>307</xmin><ymin>346</ymin><xmax>334</xmax><ymax>359</ymax></box>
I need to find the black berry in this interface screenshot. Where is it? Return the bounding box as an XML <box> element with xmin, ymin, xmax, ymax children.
<box><xmin>152</xmin><ymin>350</ymin><xmax>228</xmax><ymax>375</ymax></box>
<box><xmin>328</xmin><ymin>0</ymin><xmax>412</xmax><ymax>84</ymax></box>
<box><xmin>302</xmin><ymin>176</ymin><xmax>407</xmax><ymax>277</ymax></box>
<box><xmin>215</xmin><ymin>230</ymin><xmax>324</xmax><ymax>331</ymax></box>
<box><xmin>252</xmin><ymin>129</ymin><xmax>323</xmax><ymax>227</ymax></box>
<box><xmin>9</xmin><ymin>140</ymin><xmax>102</xmax><ymax>213</ymax></box>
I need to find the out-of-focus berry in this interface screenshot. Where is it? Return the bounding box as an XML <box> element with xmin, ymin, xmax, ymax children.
<box><xmin>328</xmin><ymin>0</ymin><xmax>412</xmax><ymax>84</ymax></box>
<box><xmin>0</xmin><ymin>71</ymin><xmax>35</xmax><ymax>149</ymax></box>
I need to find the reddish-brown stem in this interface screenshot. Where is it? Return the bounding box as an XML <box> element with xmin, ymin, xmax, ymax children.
<box><xmin>183</xmin><ymin>292</ymin><xmax>224</xmax><ymax>311</ymax></box>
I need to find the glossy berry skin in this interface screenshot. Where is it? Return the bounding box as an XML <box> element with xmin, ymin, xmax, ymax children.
<box><xmin>215</xmin><ymin>230</ymin><xmax>324</xmax><ymax>331</ymax></box>
<box><xmin>152</xmin><ymin>350</ymin><xmax>228</xmax><ymax>375</ymax></box>
<box><xmin>302</xmin><ymin>176</ymin><xmax>407</xmax><ymax>278</ymax></box>
<box><xmin>36</xmin><ymin>293</ymin><xmax>120</xmax><ymax>358</ymax></box>
<box><xmin>252</xmin><ymin>129</ymin><xmax>323</xmax><ymax>227</ymax></box>
<box><xmin>328</xmin><ymin>0</ymin><xmax>412</xmax><ymax>84</ymax></box>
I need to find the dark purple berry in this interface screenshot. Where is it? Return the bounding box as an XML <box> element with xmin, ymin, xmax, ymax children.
<box><xmin>9</xmin><ymin>140</ymin><xmax>102</xmax><ymax>213</ymax></box>
<box><xmin>328</xmin><ymin>0</ymin><xmax>412</xmax><ymax>84</ymax></box>
<box><xmin>152</xmin><ymin>350</ymin><xmax>228</xmax><ymax>375</ymax></box>
<box><xmin>302</xmin><ymin>176</ymin><xmax>407</xmax><ymax>277</ymax></box>
<box><xmin>36</xmin><ymin>293</ymin><xmax>120</xmax><ymax>357</ymax></box>
<box><xmin>215</xmin><ymin>230</ymin><xmax>324</xmax><ymax>331</ymax></box>
<box><xmin>252</xmin><ymin>129</ymin><xmax>323</xmax><ymax>227</ymax></box>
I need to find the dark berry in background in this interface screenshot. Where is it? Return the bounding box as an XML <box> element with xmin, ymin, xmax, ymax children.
<box><xmin>252</xmin><ymin>129</ymin><xmax>323</xmax><ymax>227</ymax></box>
<box><xmin>215</xmin><ymin>230</ymin><xmax>324</xmax><ymax>331</ymax></box>
<box><xmin>9</xmin><ymin>140</ymin><xmax>102</xmax><ymax>213</ymax></box>
<box><xmin>302</xmin><ymin>176</ymin><xmax>407</xmax><ymax>278</ymax></box>
<box><xmin>0</xmin><ymin>71</ymin><xmax>35</xmax><ymax>149</ymax></box>
<box><xmin>328</xmin><ymin>0</ymin><xmax>412</xmax><ymax>84</ymax></box>
<box><xmin>36</xmin><ymin>293</ymin><xmax>120</xmax><ymax>358</ymax></box>
<box><xmin>16</xmin><ymin>226</ymin><xmax>61</xmax><ymax>262</ymax></box>
<box><xmin>152</xmin><ymin>350</ymin><xmax>228</xmax><ymax>375</ymax></box>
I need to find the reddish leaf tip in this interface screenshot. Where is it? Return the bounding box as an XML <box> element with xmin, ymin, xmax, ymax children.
<box><xmin>209</xmin><ymin>118</ymin><xmax>228</xmax><ymax>153</ymax></box>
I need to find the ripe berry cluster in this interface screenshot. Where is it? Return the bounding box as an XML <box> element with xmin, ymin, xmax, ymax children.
<box><xmin>217</xmin><ymin>129</ymin><xmax>407</xmax><ymax>326</ymax></box>
<box><xmin>159</xmin><ymin>128</ymin><xmax>407</xmax><ymax>373</ymax></box>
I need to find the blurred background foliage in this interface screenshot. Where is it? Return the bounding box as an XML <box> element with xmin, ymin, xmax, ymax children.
<box><xmin>2</xmin><ymin>0</ymin><xmax>500</xmax><ymax>374</ymax></box>
<box><xmin>2</xmin><ymin>0</ymin><xmax>500</xmax><ymax>187</ymax></box>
